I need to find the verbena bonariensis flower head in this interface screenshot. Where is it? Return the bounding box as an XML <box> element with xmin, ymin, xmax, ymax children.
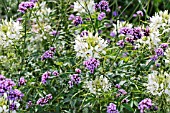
<box><xmin>41</xmin><ymin>71</ymin><xmax>51</xmax><ymax>84</ymax></box>
<box><xmin>142</xmin><ymin>27</ymin><xmax>150</xmax><ymax>36</ymax></box>
<box><xmin>8</xmin><ymin>89</ymin><xmax>24</xmax><ymax>101</ymax></box>
<box><xmin>4</xmin><ymin>79</ymin><xmax>16</xmax><ymax>90</ymax></box>
<box><xmin>98</xmin><ymin>12</ymin><xmax>106</xmax><ymax>21</ymax></box>
<box><xmin>0</xmin><ymin>74</ymin><xmax>5</xmax><ymax>81</ymax></box>
<box><xmin>150</xmin><ymin>55</ymin><xmax>158</xmax><ymax>61</ymax></box>
<box><xmin>68</xmin><ymin>14</ymin><xmax>75</xmax><ymax>20</ymax></box>
<box><xmin>9</xmin><ymin>102</ymin><xmax>17</xmax><ymax>111</ymax></box>
<box><xmin>18</xmin><ymin>2</ymin><xmax>35</xmax><ymax>13</ymax></box>
<box><xmin>138</xmin><ymin>98</ymin><xmax>152</xmax><ymax>113</ymax></box>
<box><xmin>107</xmin><ymin>103</ymin><xmax>119</xmax><ymax>113</ymax></box>
<box><xmin>68</xmin><ymin>74</ymin><xmax>81</xmax><ymax>88</ymax></box>
<box><xmin>119</xmin><ymin>27</ymin><xmax>133</xmax><ymax>35</ymax></box>
<box><xmin>132</xmin><ymin>27</ymin><xmax>143</xmax><ymax>40</ymax></box>
<box><xmin>118</xmin><ymin>89</ymin><xmax>127</xmax><ymax>95</ymax></box>
<box><xmin>155</xmin><ymin>48</ymin><xmax>164</xmax><ymax>56</ymax></box>
<box><xmin>83</xmin><ymin>57</ymin><xmax>100</xmax><ymax>73</ymax></box>
<box><xmin>160</xmin><ymin>43</ymin><xmax>168</xmax><ymax>50</ymax></box>
<box><xmin>41</xmin><ymin>47</ymin><xmax>56</xmax><ymax>61</ymax></box>
<box><xmin>26</xmin><ymin>101</ymin><xmax>32</xmax><ymax>109</ymax></box>
<box><xmin>73</xmin><ymin>16</ymin><xmax>83</xmax><ymax>26</ymax></box>
<box><xmin>97</xmin><ymin>0</ymin><xmax>110</xmax><ymax>12</ymax></box>
<box><xmin>19</xmin><ymin>77</ymin><xmax>27</xmax><ymax>86</ymax></box>
<box><xmin>37</xmin><ymin>94</ymin><xmax>52</xmax><ymax>106</ymax></box>
<box><xmin>136</xmin><ymin>10</ymin><xmax>144</xmax><ymax>16</ymax></box>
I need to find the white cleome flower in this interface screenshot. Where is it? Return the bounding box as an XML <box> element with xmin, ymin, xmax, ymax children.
<box><xmin>147</xmin><ymin>71</ymin><xmax>170</xmax><ymax>97</ymax></box>
<box><xmin>84</xmin><ymin>75</ymin><xmax>111</xmax><ymax>95</ymax></box>
<box><xmin>74</xmin><ymin>31</ymin><xmax>108</xmax><ymax>59</ymax></box>
<box><xmin>0</xmin><ymin>19</ymin><xmax>22</xmax><ymax>48</ymax></box>
<box><xmin>74</xmin><ymin>0</ymin><xmax>95</xmax><ymax>13</ymax></box>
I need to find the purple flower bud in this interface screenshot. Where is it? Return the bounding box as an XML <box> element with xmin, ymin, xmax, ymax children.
<box><xmin>110</xmin><ymin>31</ymin><xmax>116</xmax><ymax>37</ymax></box>
<box><xmin>73</xmin><ymin>16</ymin><xmax>83</xmax><ymax>26</ymax></box>
<box><xmin>98</xmin><ymin>12</ymin><xmax>106</xmax><ymax>21</ymax></box>
<box><xmin>41</xmin><ymin>71</ymin><xmax>51</xmax><ymax>84</ymax></box>
<box><xmin>19</xmin><ymin>77</ymin><xmax>27</xmax><ymax>86</ymax></box>
<box><xmin>26</xmin><ymin>101</ymin><xmax>32</xmax><ymax>109</ymax></box>
<box><xmin>115</xmin><ymin>84</ymin><xmax>121</xmax><ymax>89</ymax></box>
<box><xmin>80</xmin><ymin>30</ymin><xmax>88</xmax><ymax>37</ymax></box>
<box><xmin>46</xmin><ymin>94</ymin><xmax>52</xmax><ymax>100</ymax></box>
<box><xmin>118</xmin><ymin>89</ymin><xmax>127</xmax><ymax>95</ymax></box>
<box><xmin>113</xmin><ymin>11</ymin><xmax>118</xmax><ymax>16</ymax></box>
<box><xmin>122</xmin><ymin>98</ymin><xmax>129</xmax><ymax>103</ymax></box>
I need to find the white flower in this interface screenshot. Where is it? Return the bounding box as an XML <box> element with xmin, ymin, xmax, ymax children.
<box><xmin>84</xmin><ymin>75</ymin><xmax>111</xmax><ymax>94</ymax></box>
<box><xmin>74</xmin><ymin>31</ymin><xmax>108</xmax><ymax>59</ymax></box>
<box><xmin>0</xmin><ymin>19</ymin><xmax>22</xmax><ymax>48</ymax></box>
<box><xmin>74</xmin><ymin>0</ymin><xmax>95</xmax><ymax>13</ymax></box>
<box><xmin>147</xmin><ymin>71</ymin><xmax>170</xmax><ymax>97</ymax></box>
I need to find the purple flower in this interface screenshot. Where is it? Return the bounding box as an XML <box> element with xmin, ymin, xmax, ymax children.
<box><xmin>41</xmin><ymin>47</ymin><xmax>56</xmax><ymax>61</ymax></box>
<box><xmin>0</xmin><ymin>89</ymin><xmax>5</xmax><ymax>96</ymax></box>
<box><xmin>10</xmin><ymin>103</ymin><xmax>17</xmax><ymax>111</ymax></box>
<box><xmin>4</xmin><ymin>79</ymin><xmax>16</xmax><ymax>90</ymax></box>
<box><xmin>160</xmin><ymin>43</ymin><xmax>168</xmax><ymax>49</ymax></box>
<box><xmin>119</xmin><ymin>27</ymin><xmax>133</xmax><ymax>35</ymax></box>
<box><xmin>132</xmin><ymin>27</ymin><xmax>143</xmax><ymax>40</ymax></box>
<box><xmin>46</xmin><ymin>94</ymin><xmax>52</xmax><ymax>100</ymax></box>
<box><xmin>41</xmin><ymin>71</ymin><xmax>51</xmax><ymax>84</ymax></box>
<box><xmin>17</xmin><ymin>17</ymin><xmax>23</xmax><ymax>23</ymax></box>
<box><xmin>138</xmin><ymin>98</ymin><xmax>152</xmax><ymax>113</ymax></box>
<box><xmin>37</xmin><ymin>97</ymin><xmax>48</xmax><ymax>106</ymax></box>
<box><xmin>155</xmin><ymin>48</ymin><xmax>164</xmax><ymax>56</ymax></box>
<box><xmin>125</xmin><ymin>37</ymin><xmax>134</xmax><ymax>44</ymax></box>
<box><xmin>0</xmin><ymin>74</ymin><xmax>5</xmax><ymax>81</ymax></box>
<box><xmin>68</xmin><ymin>14</ymin><xmax>75</xmax><ymax>20</ymax></box>
<box><xmin>52</xmin><ymin>71</ymin><xmax>59</xmax><ymax>76</ymax></box>
<box><xmin>26</xmin><ymin>101</ymin><xmax>32</xmax><ymax>109</ymax></box>
<box><xmin>80</xmin><ymin>30</ymin><xmax>88</xmax><ymax>37</ymax></box>
<box><xmin>116</xmin><ymin>40</ymin><xmax>125</xmax><ymax>48</ymax></box>
<box><xmin>19</xmin><ymin>77</ymin><xmax>27</xmax><ymax>86</ymax></box>
<box><xmin>75</xmin><ymin>68</ymin><xmax>81</xmax><ymax>74</ymax></box>
<box><xmin>68</xmin><ymin>80</ymin><xmax>74</xmax><ymax>88</ymax></box>
<box><xmin>136</xmin><ymin>10</ymin><xmax>144</xmax><ymax>16</ymax></box>
<box><xmin>73</xmin><ymin>16</ymin><xmax>83</xmax><ymax>26</ymax></box>
<box><xmin>110</xmin><ymin>31</ymin><xmax>116</xmax><ymax>37</ymax></box>
<box><xmin>98</xmin><ymin>12</ymin><xmax>106</xmax><ymax>21</ymax></box>
<box><xmin>30</xmin><ymin>0</ymin><xmax>38</xmax><ymax>3</ymax></box>
<box><xmin>113</xmin><ymin>11</ymin><xmax>118</xmax><ymax>16</ymax></box>
<box><xmin>8</xmin><ymin>89</ymin><xmax>24</xmax><ymax>100</ymax></box>
<box><xmin>107</xmin><ymin>103</ymin><xmax>119</xmax><ymax>113</ymax></box>
<box><xmin>143</xmin><ymin>27</ymin><xmax>150</xmax><ymax>36</ymax></box>
<box><xmin>50</xmin><ymin>30</ymin><xmax>58</xmax><ymax>36</ymax></box>
<box><xmin>97</xmin><ymin>0</ymin><xmax>110</xmax><ymax>12</ymax></box>
<box><xmin>122</xmin><ymin>98</ymin><xmax>129</xmax><ymax>103</ymax></box>
<box><xmin>150</xmin><ymin>55</ymin><xmax>158</xmax><ymax>61</ymax></box>
<box><xmin>115</xmin><ymin>84</ymin><xmax>121</xmax><ymax>89</ymax></box>
<box><xmin>153</xmin><ymin>106</ymin><xmax>158</xmax><ymax>111</ymax></box>
<box><xmin>83</xmin><ymin>58</ymin><xmax>100</xmax><ymax>73</ymax></box>
<box><xmin>118</xmin><ymin>89</ymin><xmax>127</xmax><ymax>95</ymax></box>
<box><xmin>18</xmin><ymin>2</ymin><xmax>35</xmax><ymax>13</ymax></box>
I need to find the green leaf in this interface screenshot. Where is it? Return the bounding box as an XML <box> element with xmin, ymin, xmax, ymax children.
<box><xmin>123</xmin><ymin>104</ymin><xmax>134</xmax><ymax>112</ymax></box>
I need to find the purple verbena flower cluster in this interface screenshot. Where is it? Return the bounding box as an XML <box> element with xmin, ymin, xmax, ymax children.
<box><xmin>83</xmin><ymin>57</ymin><xmax>100</xmax><ymax>73</ymax></box>
<box><xmin>37</xmin><ymin>94</ymin><xmax>52</xmax><ymax>106</ymax></box>
<box><xmin>95</xmin><ymin>0</ymin><xmax>110</xmax><ymax>12</ymax></box>
<box><xmin>138</xmin><ymin>98</ymin><xmax>152</xmax><ymax>113</ymax></box>
<box><xmin>107</xmin><ymin>103</ymin><xmax>119</xmax><ymax>113</ymax></box>
<box><xmin>18</xmin><ymin>1</ymin><xmax>35</xmax><ymax>13</ymax></box>
<box><xmin>41</xmin><ymin>47</ymin><xmax>56</xmax><ymax>61</ymax></box>
<box><xmin>29</xmin><ymin>0</ymin><xmax>38</xmax><ymax>3</ymax></box>
<box><xmin>0</xmin><ymin>75</ymin><xmax>16</xmax><ymax>95</ymax></box>
<box><xmin>116</xmin><ymin>40</ymin><xmax>125</xmax><ymax>48</ymax></box>
<box><xmin>52</xmin><ymin>71</ymin><xmax>59</xmax><ymax>77</ymax></box>
<box><xmin>68</xmin><ymin>74</ymin><xmax>81</xmax><ymax>88</ymax></box>
<box><xmin>26</xmin><ymin>101</ymin><xmax>33</xmax><ymax>109</ymax></box>
<box><xmin>68</xmin><ymin>14</ymin><xmax>83</xmax><ymax>26</ymax></box>
<box><xmin>8</xmin><ymin>89</ymin><xmax>24</xmax><ymax>101</ymax></box>
<box><xmin>41</xmin><ymin>71</ymin><xmax>51</xmax><ymax>84</ymax></box>
<box><xmin>10</xmin><ymin>103</ymin><xmax>18</xmax><ymax>111</ymax></box>
<box><xmin>133</xmin><ymin>10</ymin><xmax>144</xmax><ymax>17</ymax></box>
